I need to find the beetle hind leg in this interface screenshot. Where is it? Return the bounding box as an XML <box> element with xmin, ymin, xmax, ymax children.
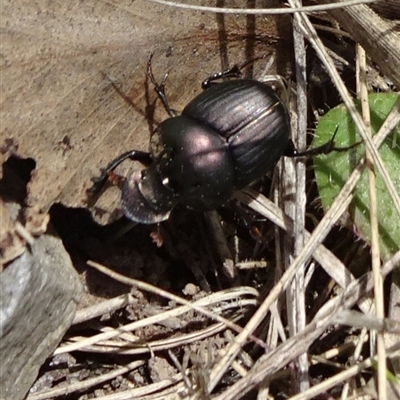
<box><xmin>285</xmin><ymin>127</ymin><xmax>362</xmax><ymax>158</ymax></box>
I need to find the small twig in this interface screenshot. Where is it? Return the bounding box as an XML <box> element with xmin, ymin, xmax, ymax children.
<box><xmin>145</xmin><ymin>0</ymin><xmax>375</xmax><ymax>15</ymax></box>
<box><xmin>72</xmin><ymin>294</ymin><xmax>135</xmax><ymax>325</ymax></box>
<box><xmin>57</xmin><ymin>261</ymin><xmax>264</xmax><ymax>352</ymax></box>
<box><xmin>212</xmin><ymin>252</ymin><xmax>400</xmax><ymax>399</ymax></box>
<box><xmin>357</xmin><ymin>43</ymin><xmax>387</xmax><ymax>400</ymax></box>
<box><xmin>27</xmin><ymin>360</ymin><xmax>145</xmax><ymax>400</ymax></box>
<box><xmin>289</xmin><ymin>0</ymin><xmax>309</xmax><ymax>392</ymax></box>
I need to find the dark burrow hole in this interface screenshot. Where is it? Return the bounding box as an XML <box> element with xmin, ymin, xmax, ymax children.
<box><xmin>0</xmin><ymin>154</ymin><xmax>36</xmax><ymax>204</ymax></box>
<box><xmin>49</xmin><ymin>203</ymin><xmax>204</xmax><ymax>297</ymax></box>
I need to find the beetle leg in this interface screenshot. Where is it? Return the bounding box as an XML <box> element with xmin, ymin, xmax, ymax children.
<box><xmin>89</xmin><ymin>150</ymin><xmax>153</xmax><ymax>194</ymax></box>
<box><xmin>202</xmin><ymin>54</ymin><xmax>271</xmax><ymax>89</ymax></box>
<box><xmin>285</xmin><ymin>127</ymin><xmax>361</xmax><ymax>158</ymax></box>
<box><xmin>283</xmin><ymin>139</ymin><xmax>298</xmax><ymax>157</ymax></box>
<box><xmin>284</xmin><ymin>138</ymin><xmax>335</xmax><ymax>158</ymax></box>
<box><xmin>229</xmin><ymin>201</ymin><xmax>265</xmax><ymax>243</ymax></box>
<box><xmin>202</xmin><ymin>65</ymin><xmax>242</xmax><ymax>89</ymax></box>
<box><xmin>147</xmin><ymin>54</ymin><xmax>176</xmax><ymax>118</ymax></box>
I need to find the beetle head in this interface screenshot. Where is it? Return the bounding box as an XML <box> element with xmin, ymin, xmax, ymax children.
<box><xmin>121</xmin><ymin>163</ymin><xmax>177</xmax><ymax>224</ymax></box>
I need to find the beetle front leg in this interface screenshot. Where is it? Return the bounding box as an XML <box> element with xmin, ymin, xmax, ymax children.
<box><xmin>89</xmin><ymin>150</ymin><xmax>153</xmax><ymax>194</ymax></box>
<box><xmin>147</xmin><ymin>54</ymin><xmax>176</xmax><ymax>118</ymax></box>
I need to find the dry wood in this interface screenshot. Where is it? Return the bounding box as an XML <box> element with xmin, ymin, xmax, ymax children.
<box><xmin>370</xmin><ymin>0</ymin><xmax>400</xmax><ymax>20</ymax></box>
<box><xmin>319</xmin><ymin>0</ymin><xmax>400</xmax><ymax>88</ymax></box>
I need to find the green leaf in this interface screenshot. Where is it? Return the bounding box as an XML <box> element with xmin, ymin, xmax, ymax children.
<box><xmin>312</xmin><ymin>93</ymin><xmax>400</xmax><ymax>261</ymax></box>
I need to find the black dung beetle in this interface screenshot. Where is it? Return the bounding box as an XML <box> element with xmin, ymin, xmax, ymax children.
<box><xmin>91</xmin><ymin>57</ymin><xmax>336</xmax><ymax>224</ymax></box>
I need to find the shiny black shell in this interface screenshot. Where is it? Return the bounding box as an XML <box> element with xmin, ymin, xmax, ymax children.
<box><xmin>155</xmin><ymin>79</ymin><xmax>290</xmax><ymax>208</ymax></box>
<box><xmin>183</xmin><ymin>79</ymin><xmax>290</xmax><ymax>188</ymax></box>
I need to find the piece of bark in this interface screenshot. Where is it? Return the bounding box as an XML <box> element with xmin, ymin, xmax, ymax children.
<box><xmin>319</xmin><ymin>0</ymin><xmax>400</xmax><ymax>88</ymax></box>
<box><xmin>370</xmin><ymin>0</ymin><xmax>400</xmax><ymax>20</ymax></box>
<box><xmin>0</xmin><ymin>200</ymin><xmax>26</xmax><ymax>267</ymax></box>
<box><xmin>0</xmin><ymin>233</ymin><xmax>82</xmax><ymax>400</ymax></box>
